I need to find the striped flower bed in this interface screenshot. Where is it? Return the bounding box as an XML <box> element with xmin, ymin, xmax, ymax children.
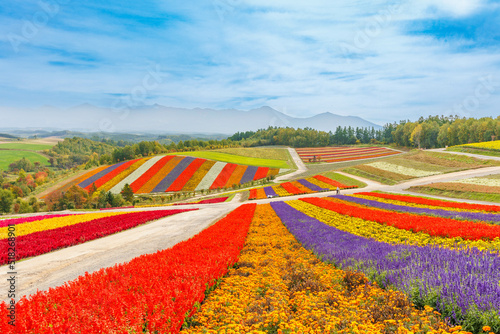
<box><xmin>296</xmin><ymin>146</ymin><xmax>400</xmax><ymax>163</ymax></box>
<box><xmin>50</xmin><ymin>155</ymin><xmax>283</xmax><ymax>197</ymax></box>
<box><xmin>248</xmin><ymin>175</ymin><xmax>357</xmax><ymax>200</ymax></box>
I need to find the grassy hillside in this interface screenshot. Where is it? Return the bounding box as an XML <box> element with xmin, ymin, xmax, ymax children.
<box><xmin>169</xmin><ymin>150</ymin><xmax>291</xmax><ymax>169</ymax></box>
<box><xmin>0</xmin><ymin>150</ymin><xmax>50</xmax><ymax>170</ymax></box>
<box><xmin>0</xmin><ymin>142</ymin><xmax>54</xmax><ymax>150</ymax></box>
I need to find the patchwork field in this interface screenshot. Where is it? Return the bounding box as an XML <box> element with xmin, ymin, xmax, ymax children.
<box><xmin>3</xmin><ymin>192</ymin><xmax>499</xmax><ymax>333</ymax></box>
<box><xmin>343</xmin><ymin>150</ymin><xmax>500</xmax><ymax>185</ymax></box>
<box><xmin>296</xmin><ymin>146</ymin><xmax>400</xmax><ymax>163</ymax></box>
<box><xmin>248</xmin><ymin>174</ymin><xmax>357</xmax><ymax>199</ymax></box>
<box><xmin>47</xmin><ymin>155</ymin><xmax>283</xmax><ymax>197</ymax></box>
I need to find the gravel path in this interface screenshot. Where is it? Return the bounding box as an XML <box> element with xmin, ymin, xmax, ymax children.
<box><xmin>274</xmin><ymin>147</ymin><xmax>307</xmax><ymax>182</ymax></box>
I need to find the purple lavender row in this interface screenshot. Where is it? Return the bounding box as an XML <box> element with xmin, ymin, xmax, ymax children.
<box><xmin>239</xmin><ymin>165</ymin><xmax>258</xmax><ymax>184</ymax></box>
<box><xmin>78</xmin><ymin>161</ymin><xmax>128</xmax><ymax>189</ymax></box>
<box><xmin>297</xmin><ymin>179</ymin><xmax>329</xmax><ymax>192</ymax></box>
<box><xmin>270</xmin><ymin>201</ymin><xmax>500</xmax><ymax>325</ymax></box>
<box><xmin>152</xmin><ymin>156</ymin><xmax>195</xmax><ymax>192</ymax></box>
<box><xmin>335</xmin><ymin>195</ymin><xmax>500</xmax><ymax>224</ymax></box>
<box><xmin>264</xmin><ymin>186</ymin><xmax>278</xmax><ymax>197</ymax></box>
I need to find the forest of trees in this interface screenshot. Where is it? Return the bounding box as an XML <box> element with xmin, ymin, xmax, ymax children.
<box><xmin>44</xmin><ymin>115</ymin><xmax>500</xmax><ymax>172</ymax></box>
<box><xmin>230</xmin><ymin>115</ymin><xmax>500</xmax><ymax>149</ymax></box>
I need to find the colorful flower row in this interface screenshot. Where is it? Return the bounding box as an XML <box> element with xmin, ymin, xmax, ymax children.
<box><xmin>449</xmin><ymin>176</ymin><xmax>500</xmax><ymax>187</ymax></box>
<box><xmin>248</xmin><ymin>175</ymin><xmax>357</xmax><ymax>200</ymax></box>
<box><xmin>60</xmin><ymin>155</ymin><xmax>280</xmax><ymax>196</ymax></box>
<box><xmin>0</xmin><ymin>204</ymin><xmax>256</xmax><ymax>333</ymax></box>
<box><xmin>181</xmin><ymin>203</ymin><xmax>458</xmax><ymax>334</ymax></box>
<box><xmin>336</xmin><ymin>194</ymin><xmax>500</xmax><ymax>224</ymax></box>
<box><xmin>296</xmin><ymin>146</ymin><xmax>400</xmax><ymax>163</ymax></box>
<box><xmin>0</xmin><ymin>209</ymin><xmax>194</xmax><ymax>265</ymax></box>
<box><xmin>0</xmin><ymin>211</ymin><xmax>127</xmax><ymax>239</ymax></box>
<box><xmin>458</xmin><ymin>139</ymin><xmax>500</xmax><ymax>151</ymax></box>
<box><xmin>302</xmin><ymin>197</ymin><xmax>500</xmax><ymax>241</ymax></box>
<box><xmin>285</xmin><ymin>199</ymin><xmax>500</xmax><ymax>254</ymax></box>
<box><xmin>270</xmin><ymin>200</ymin><xmax>500</xmax><ymax>331</ymax></box>
<box><xmin>0</xmin><ymin>213</ymin><xmax>78</xmax><ymax>228</ymax></box>
<box><xmin>358</xmin><ymin>192</ymin><xmax>500</xmax><ymax>212</ymax></box>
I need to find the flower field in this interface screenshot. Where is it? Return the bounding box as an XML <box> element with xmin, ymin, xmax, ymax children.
<box><xmin>2</xmin><ymin>194</ymin><xmax>499</xmax><ymax>333</ymax></box>
<box><xmin>0</xmin><ymin>204</ymin><xmax>255</xmax><ymax>333</ymax></box>
<box><xmin>248</xmin><ymin>174</ymin><xmax>357</xmax><ymax>199</ymax></box>
<box><xmin>457</xmin><ymin>140</ymin><xmax>500</xmax><ymax>152</ymax></box>
<box><xmin>296</xmin><ymin>146</ymin><xmax>400</xmax><ymax>163</ymax></box>
<box><xmin>0</xmin><ymin>209</ymin><xmax>194</xmax><ymax>264</ymax></box>
<box><xmin>48</xmin><ymin>155</ymin><xmax>282</xmax><ymax>197</ymax></box>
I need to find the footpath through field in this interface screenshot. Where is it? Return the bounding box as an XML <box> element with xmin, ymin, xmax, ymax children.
<box><xmin>273</xmin><ymin>147</ymin><xmax>307</xmax><ymax>182</ymax></box>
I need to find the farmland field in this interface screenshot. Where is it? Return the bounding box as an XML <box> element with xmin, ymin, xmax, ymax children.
<box><xmin>0</xmin><ymin>142</ymin><xmax>54</xmax><ymax>150</ymax></box>
<box><xmin>296</xmin><ymin>146</ymin><xmax>401</xmax><ymax>163</ymax></box>
<box><xmin>3</xmin><ymin>193</ymin><xmax>499</xmax><ymax>333</ymax></box>
<box><xmin>0</xmin><ymin>150</ymin><xmax>50</xmax><ymax>170</ymax></box>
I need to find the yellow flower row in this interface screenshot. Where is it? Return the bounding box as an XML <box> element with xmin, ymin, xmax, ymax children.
<box><xmin>290</xmin><ymin>181</ymin><xmax>314</xmax><ymax>194</ymax></box>
<box><xmin>461</xmin><ymin>140</ymin><xmax>500</xmax><ymax>151</ymax></box>
<box><xmin>286</xmin><ymin>199</ymin><xmax>500</xmax><ymax>253</ymax></box>
<box><xmin>353</xmin><ymin>194</ymin><xmax>496</xmax><ymax>214</ymax></box>
<box><xmin>182</xmin><ymin>160</ymin><xmax>216</xmax><ymax>191</ymax></box>
<box><xmin>0</xmin><ymin>211</ymin><xmax>130</xmax><ymax>239</ymax></box>
<box><xmin>181</xmin><ymin>204</ymin><xmax>460</xmax><ymax>334</ymax></box>
<box><xmin>273</xmin><ymin>185</ymin><xmax>293</xmax><ymax>197</ymax></box>
<box><xmin>306</xmin><ymin>177</ymin><xmax>336</xmax><ymax>190</ymax></box>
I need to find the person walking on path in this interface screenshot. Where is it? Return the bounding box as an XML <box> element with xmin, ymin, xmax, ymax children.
<box><xmin>336</xmin><ymin>187</ymin><xmax>340</xmax><ymax>195</ymax></box>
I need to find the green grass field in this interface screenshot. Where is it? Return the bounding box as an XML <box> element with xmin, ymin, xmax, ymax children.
<box><xmin>0</xmin><ymin>142</ymin><xmax>54</xmax><ymax>150</ymax></box>
<box><xmin>170</xmin><ymin>151</ymin><xmax>291</xmax><ymax>169</ymax></box>
<box><xmin>0</xmin><ymin>150</ymin><xmax>50</xmax><ymax>170</ymax></box>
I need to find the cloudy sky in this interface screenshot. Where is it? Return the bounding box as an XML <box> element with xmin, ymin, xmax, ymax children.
<box><xmin>1</xmin><ymin>0</ymin><xmax>499</xmax><ymax>125</ymax></box>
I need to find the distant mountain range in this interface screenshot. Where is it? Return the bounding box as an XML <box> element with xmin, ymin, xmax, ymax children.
<box><xmin>0</xmin><ymin>104</ymin><xmax>381</xmax><ymax>135</ymax></box>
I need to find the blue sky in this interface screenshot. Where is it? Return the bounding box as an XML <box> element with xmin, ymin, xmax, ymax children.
<box><xmin>0</xmin><ymin>0</ymin><xmax>499</xmax><ymax>125</ymax></box>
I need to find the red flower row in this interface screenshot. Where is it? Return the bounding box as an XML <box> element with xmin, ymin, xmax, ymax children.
<box><xmin>0</xmin><ymin>204</ymin><xmax>256</xmax><ymax>333</ymax></box>
<box><xmin>167</xmin><ymin>158</ymin><xmax>207</xmax><ymax>192</ymax></box>
<box><xmin>302</xmin><ymin>197</ymin><xmax>500</xmax><ymax>241</ymax></box>
<box><xmin>358</xmin><ymin>192</ymin><xmax>500</xmax><ymax>213</ymax></box>
<box><xmin>0</xmin><ymin>209</ymin><xmax>194</xmax><ymax>265</ymax></box>
<box><xmin>130</xmin><ymin>155</ymin><xmax>173</xmax><ymax>192</ymax></box>
<box><xmin>281</xmin><ymin>182</ymin><xmax>305</xmax><ymax>195</ymax></box>
<box><xmin>210</xmin><ymin>163</ymin><xmax>238</xmax><ymax>189</ymax></box>
<box><xmin>313</xmin><ymin>175</ymin><xmax>351</xmax><ymax>188</ymax></box>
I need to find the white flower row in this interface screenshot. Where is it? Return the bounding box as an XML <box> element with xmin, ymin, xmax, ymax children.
<box><xmin>366</xmin><ymin>161</ymin><xmax>442</xmax><ymax>177</ymax></box>
<box><xmin>449</xmin><ymin>177</ymin><xmax>500</xmax><ymax>187</ymax></box>
<box><xmin>109</xmin><ymin>155</ymin><xmax>166</xmax><ymax>194</ymax></box>
<box><xmin>195</xmin><ymin>161</ymin><xmax>227</xmax><ymax>191</ymax></box>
